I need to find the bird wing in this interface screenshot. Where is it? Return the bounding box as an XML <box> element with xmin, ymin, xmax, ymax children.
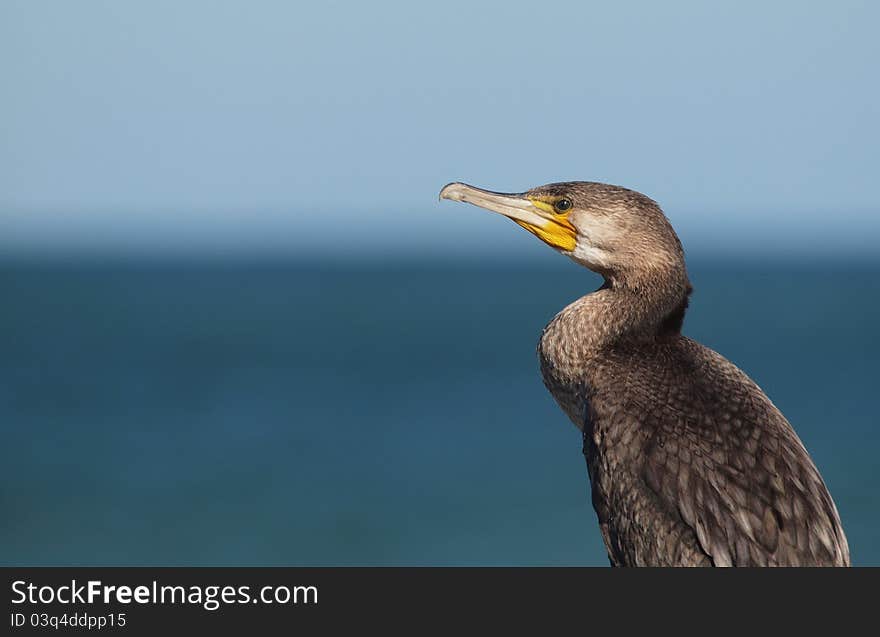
<box><xmin>636</xmin><ymin>339</ymin><xmax>849</xmax><ymax>566</ymax></box>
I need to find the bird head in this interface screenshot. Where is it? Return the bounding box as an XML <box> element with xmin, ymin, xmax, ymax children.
<box><xmin>439</xmin><ymin>181</ymin><xmax>685</xmax><ymax>283</ymax></box>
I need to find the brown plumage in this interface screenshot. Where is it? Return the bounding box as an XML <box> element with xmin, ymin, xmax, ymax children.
<box><xmin>440</xmin><ymin>180</ymin><xmax>850</xmax><ymax>567</ymax></box>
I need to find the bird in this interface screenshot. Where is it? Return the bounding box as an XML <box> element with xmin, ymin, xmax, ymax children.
<box><xmin>439</xmin><ymin>180</ymin><xmax>850</xmax><ymax>567</ymax></box>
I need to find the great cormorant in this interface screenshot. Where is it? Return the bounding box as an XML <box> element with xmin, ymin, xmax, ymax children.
<box><xmin>440</xmin><ymin>180</ymin><xmax>850</xmax><ymax>567</ymax></box>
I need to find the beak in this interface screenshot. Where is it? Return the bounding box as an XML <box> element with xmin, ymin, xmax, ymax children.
<box><xmin>439</xmin><ymin>182</ymin><xmax>547</xmax><ymax>226</ymax></box>
<box><xmin>439</xmin><ymin>182</ymin><xmax>576</xmax><ymax>252</ymax></box>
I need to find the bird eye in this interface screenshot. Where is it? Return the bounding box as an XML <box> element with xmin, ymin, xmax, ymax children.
<box><xmin>554</xmin><ymin>198</ymin><xmax>572</xmax><ymax>213</ymax></box>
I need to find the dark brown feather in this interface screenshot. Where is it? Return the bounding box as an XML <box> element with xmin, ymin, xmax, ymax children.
<box><xmin>532</xmin><ymin>181</ymin><xmax>850</xmax><ymax>567</ymax></box>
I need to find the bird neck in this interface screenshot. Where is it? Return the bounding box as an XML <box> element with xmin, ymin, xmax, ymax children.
<box><xmin>538</xmin><ymin>263</ymin><xmax>691</xmax><ymax>429</ymax></box>
<box><xmin>547</xmin><ymin>264</ymin><xmax>692</xmax><ymax>358</ymax></box>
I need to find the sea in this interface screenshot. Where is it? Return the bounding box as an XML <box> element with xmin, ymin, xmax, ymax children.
<box><xmin>1</xmin><ymin>259</ymin><xmax>877</xmax><ymax>565</ymax></box>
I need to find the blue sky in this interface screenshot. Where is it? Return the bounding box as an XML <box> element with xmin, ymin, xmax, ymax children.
<box><xmin>1</xmin><ymin>1</ymin><xmax>878</xmax><ymax>259</ymax></box>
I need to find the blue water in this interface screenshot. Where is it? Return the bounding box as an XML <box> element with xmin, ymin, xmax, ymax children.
<box><xmin>1</xmin><ymin>260</ymin><xmax>877</xmax><ymax>565</ymax></box>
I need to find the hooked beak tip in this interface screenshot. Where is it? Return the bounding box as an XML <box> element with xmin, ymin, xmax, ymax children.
<box><xmin>439</xmin><ymin>182</ymin><xmax>467</xmax><ymax>202</ymax></box>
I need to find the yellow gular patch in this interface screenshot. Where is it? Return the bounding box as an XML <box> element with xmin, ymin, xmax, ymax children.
<box><xmin>517</xmin><ymin>197</ymin><xmax>577</xmax><ymax>252</ymax></box>
<box><xmin>511</xmin><ymin>220</ymin><xmax>575</xmax><ymax>251</ymax></box>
